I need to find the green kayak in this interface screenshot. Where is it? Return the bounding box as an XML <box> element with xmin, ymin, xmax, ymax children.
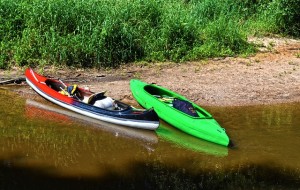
<box><xmin>130</xmin><ymin>79</ymin><xmax>231</xmax><ymax>147</ymax></box>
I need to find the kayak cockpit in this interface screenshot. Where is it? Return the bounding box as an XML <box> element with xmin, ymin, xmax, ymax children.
<box><xmin>144</xmin><ymin>85</ymin><xmax>212</xmax><ymax>119</ymax></box>
<box><xmin>144</xmin><ymin>85</ymin><xmax>174</xmax><ymax>98</ymax></box>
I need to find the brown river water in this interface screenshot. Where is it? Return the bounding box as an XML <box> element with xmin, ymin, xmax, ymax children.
<box><xmin>0</xmin><ymin>86</ymin><xmax>300</xmax><ymax>189</ymax></box>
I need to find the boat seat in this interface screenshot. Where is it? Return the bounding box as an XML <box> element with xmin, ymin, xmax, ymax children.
<box><xmin>83</xmin><ymin>92</ymin><xmax>117</xmax><ymax>110</ymax></box>
<box><xmin>173</xmin><ymin>99</ymin><xmax>199</xmax><ymax>117</ymax></box>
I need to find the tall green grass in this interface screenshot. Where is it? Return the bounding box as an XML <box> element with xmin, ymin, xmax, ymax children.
<box><xmin>249</xmin><ymin>0</ymin><xmax>300</xmax><ymax>36</ymax></box>
<box><xmin>0</xmin><ymin>0</ymin><xmax>299</xmax><ymax>69</ymax></box>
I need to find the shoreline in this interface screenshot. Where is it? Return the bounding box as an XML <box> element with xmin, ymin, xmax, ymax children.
<box><xmin>1</xmin><ymin>37</ymin><xmax>300</xmax><ymax>107</ymax></box>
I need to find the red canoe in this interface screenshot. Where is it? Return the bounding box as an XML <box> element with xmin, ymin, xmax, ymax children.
<box><xmin>25</xmin><ymin>68</ymin><xmax>159</xmax><ymax>130</ymax></box>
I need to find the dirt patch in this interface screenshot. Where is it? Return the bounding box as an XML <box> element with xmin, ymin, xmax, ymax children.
<box><xmin>1</xmin><ymin>37</ymin><xmax>300</xmax><ymax>107</ymax></box>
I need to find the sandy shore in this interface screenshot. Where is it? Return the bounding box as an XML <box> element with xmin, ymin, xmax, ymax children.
<box><xmin>1</xmin><ymin>37</ymin><xmax>300</xmax><ymax>107</ymax></box>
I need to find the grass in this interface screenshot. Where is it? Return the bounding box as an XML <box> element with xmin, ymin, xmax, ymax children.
<box><xmin>0</xmin><ymin>0</ymin><xmax>299</xmax><ymax>69</ymax></box>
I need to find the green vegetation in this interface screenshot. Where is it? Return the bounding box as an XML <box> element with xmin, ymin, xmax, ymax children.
<box><xmin>0</xmin><ymin>0</ymin><xmax>299</xmax><ymax>68</ymax></box>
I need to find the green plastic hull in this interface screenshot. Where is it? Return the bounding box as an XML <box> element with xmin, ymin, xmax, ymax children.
<box><xmin>130</xmin><ymin>79</ymin><xmax>230</xmax><ymax>147</ymax></box>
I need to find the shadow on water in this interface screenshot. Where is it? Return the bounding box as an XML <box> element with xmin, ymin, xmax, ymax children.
<box><xmin>1</xmin><ymin>87</ymin><xmax>300</xmax><ymax>189</ymax></box>
<box><xmin>1</xmin><ymin>158</ymin><xmax>300</xmax><ymax>190</ymax></box>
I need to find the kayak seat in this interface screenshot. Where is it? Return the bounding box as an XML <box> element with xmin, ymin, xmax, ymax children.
<box><xmin>173</xmin><ymin>99</ymin><xmax>199</xmax><ymax>117</ymax></box>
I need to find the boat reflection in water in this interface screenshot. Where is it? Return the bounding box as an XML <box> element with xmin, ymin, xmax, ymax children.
<box><xmin>156</xmin><ymin>121</ymin><xmax>228</xmax><ymax>157</ymax></box>
<box><xmin>26</xmin><ymin>99</ymin><xmax>158</xmax><ymax>145</ymax></box>
<box><xmin>26</xmin><ymin>99</ymin><xmax>228</xmax><ymax>156</ymax></box>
